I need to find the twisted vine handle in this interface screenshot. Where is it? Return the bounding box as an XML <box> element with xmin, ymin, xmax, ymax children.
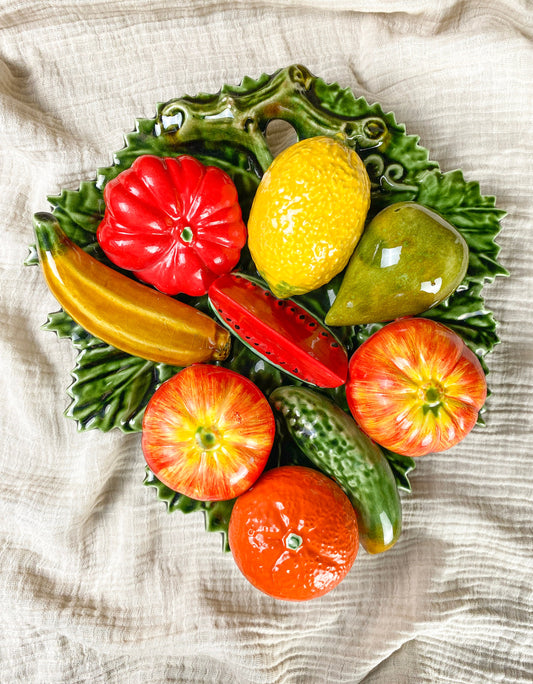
<box><xmin>157</xmin><ymin>65</ymin><xmax>391</xmax><ymax>176</ymax></box>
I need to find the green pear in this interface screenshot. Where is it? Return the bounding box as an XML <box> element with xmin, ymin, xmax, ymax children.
<box><xmin>325</xmin><ymin>202</ymin><xmax>469</xmax><ymax>326</ymax></box>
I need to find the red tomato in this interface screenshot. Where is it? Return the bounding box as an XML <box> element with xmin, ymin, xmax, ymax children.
<box><xmin>142</xmin><ymin>365</ymin><xmax>275</xmax><ymax>500</ymax></box>
<box><xmin>346</xmin><ymin>317</ymin><xmax>487</xmax><ymax>457</ymax></box>
<box><xmin>97</xmin><ymin>155</ymin><xmax>247</xmax><ymax>296</ymax></box>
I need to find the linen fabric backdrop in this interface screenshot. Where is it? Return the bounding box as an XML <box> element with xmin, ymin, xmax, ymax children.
<box><xmin>1</xmin><ymin>1</ymin><xmax>532</xmax><ymax>682</ymax></box>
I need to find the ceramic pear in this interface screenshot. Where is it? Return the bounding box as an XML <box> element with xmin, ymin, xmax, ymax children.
<box><xmin>325</xmin><ymin>202</ymin><xmax>469</xmax><ymax>326</ymax></box>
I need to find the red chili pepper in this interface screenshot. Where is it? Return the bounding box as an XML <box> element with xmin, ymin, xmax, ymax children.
<box><xmin>97</xmin><ymin>155</ymin><xmax>247</xmax><ymax>296</ymax></box>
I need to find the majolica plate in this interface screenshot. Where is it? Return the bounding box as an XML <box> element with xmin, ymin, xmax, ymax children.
<box><xmin>28</xmin><ymin>65</ymin><xmax>507</xmax><ymax>550</ymax></box>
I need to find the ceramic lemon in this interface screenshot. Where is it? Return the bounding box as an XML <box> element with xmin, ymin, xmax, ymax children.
<box><xmin>247</xmin><ymin>136</ymin><xmax>371</xmax><ymax>298</ymax></box>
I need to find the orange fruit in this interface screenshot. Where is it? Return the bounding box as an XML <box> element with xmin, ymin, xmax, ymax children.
<box><xmin>228</xmin><ymin>465</ymin><xmax>359</xmax><ymax>601</ymax></box>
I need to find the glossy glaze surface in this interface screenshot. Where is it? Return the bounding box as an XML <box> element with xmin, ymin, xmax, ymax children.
<box><xmin>247</xmin><ymin>136</ymin><xmax>371</xmax><ymax>298</ymax></box>
<box><xmin>33</xmin><ymin>212</ymin><xmax>230</xmax><ymax>366</ymax></box>
<box><xmin>326</xmin><ymin>202</ymin><xmax>469</xmax><ymax>326</ymax></box>
<box><xmin>31</xmin><ymin>64</ymin><xmax>505</xmax><ymax>440</ymax></box>
<box><xmin>142</xmin><ymin>365</ymin><xmax>275</xmax><ymax>501</ymax></box>
<box><xmin>29</xmin><ymin>65</ymin><xmax>506</xmax><ymax>544</ymax></box>
<box><xmin>97</xmin><ymin>155</ymin><xmax>247</xmax><ymax>296</ymax></box>
<box><xmin>208</xmin><ymin>273</ymin><xmax>348</xmax><ymax>387</ymax></box>
<box><xmin>346</xmin><ymin>317</ymin><xmax>487</xmax><ymax>457</ymax></box>
<box><xmin>228</xmin><ymin>466</ymin><xmax>358</xmax><ymax>601</ymax></box>
<box><xmin>270</xmin><ymin>386</ymin><xmax>402</xmax><ymax>553</ymax></box>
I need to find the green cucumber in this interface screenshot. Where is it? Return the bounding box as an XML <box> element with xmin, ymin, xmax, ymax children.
<box><xmin>270</xmin><ymin>386</ymin><xmax>402</xmax><ymax>554</ymax></box>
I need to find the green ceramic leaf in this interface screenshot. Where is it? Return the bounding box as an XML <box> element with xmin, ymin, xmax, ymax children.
<box><xmin>416</xmin><ymin>169</ymin><xmax>508</xmax><ymax>283</ymax></box>
<box><xmin>29</xmin><ymin>65</ymin><xmax>507</xmax><ymax>535</ymax></box>
<box><xmin>67</xmin><ymin>347</ymin><xmax>180</xmax><ymax>432</ymax></box>
<box><xmin>44</xmin><ymin>310</ymin><xmax>180</xmax><ymax>432</ymax></box>
<box><xmin>143</xmin><ymin>467</ymin><xmax>235</xmax><ymax>552</ymax></box>
<box><xmin>381</xmin><ymin>450</ymin><xmax>416</xmax><ymax>493</ymax></box>
<box><xmin>423</xmin><ymin>282</ymin><xmax>498</xmax><ymax>362</ymax></box>
<box><xmin>42</xmin><ymin>310</ymin><xmax>103</xmax><ymax>350</ymax></box>
<box><xmin>47</xmin><ymin>180</ymin><xmax>105</xmax><ymax>248</ymax></box>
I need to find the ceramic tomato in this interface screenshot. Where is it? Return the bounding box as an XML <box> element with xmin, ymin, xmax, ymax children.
<box><xmin>346</xmin><ymin>318</ymin><xmax>487</xmax><ymax>457</ymax></box>
<box><xmin>142</xmin><ymin>364</ymin><xmax>275</xmax><ymax>501</ymax></box>
<box><xmin>97</xmin><ymin>154</ymin><xmax>247</xmax><ymax>296</ymax></box>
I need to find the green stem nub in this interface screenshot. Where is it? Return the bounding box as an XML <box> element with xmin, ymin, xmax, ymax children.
<box><xmin>285</xmin><ymin>533</ymin><xmax>303</xmax><ymax>550</ymax></box>
<box><xmin>425</xmin><ymin>387</ymin><xmax>441</xmax><ymax>404</ymax></box>
<box><xmin>422</xmin><ymin>383</ymin><xmax>444</xmax><ymax>416</ymax></box>
<box><xmin>180</xmin><ymin>226</ymin><xmax>194</xmax><ymax>243</ymax></box>
<box><xmin>196</xmin><ymin>426</ymin><xmax>219</xmax><ymax>450</ymax></box>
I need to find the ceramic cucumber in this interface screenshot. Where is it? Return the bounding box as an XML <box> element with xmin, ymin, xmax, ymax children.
<box><xmin>270</xmin><ymin>386</ymin><xmax>402</xmax><ymax>554</ymax></box>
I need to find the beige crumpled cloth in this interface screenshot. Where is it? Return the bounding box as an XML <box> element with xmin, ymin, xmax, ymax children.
<box><xmin>1</xmin><ymin>1</ymin><xmax>532</xmax><ymax>681</ymax></box>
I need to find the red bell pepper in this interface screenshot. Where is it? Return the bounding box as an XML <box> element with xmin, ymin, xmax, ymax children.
<box><xmin>97</xmin><ymin>154</ymin><xmax>247</xmax><ymax>296</ymax></box>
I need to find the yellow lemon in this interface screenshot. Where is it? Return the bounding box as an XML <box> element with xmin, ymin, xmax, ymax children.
<box><xmin>247</xmin><ymin>136</ymin><xmax>371</xmax><ymax>298</ymax></box>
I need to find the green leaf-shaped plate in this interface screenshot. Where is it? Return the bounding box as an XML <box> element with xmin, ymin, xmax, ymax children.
<box><xmin>30</xmin><ymin>65</ymin><xmax>507</xmax><ymax>549</ymax></box>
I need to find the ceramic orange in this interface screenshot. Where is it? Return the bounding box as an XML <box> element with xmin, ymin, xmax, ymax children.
<box><xmin>228</xmin><ymin>466</ymin><xmax>359</xmax><ymax>601</ymax></box>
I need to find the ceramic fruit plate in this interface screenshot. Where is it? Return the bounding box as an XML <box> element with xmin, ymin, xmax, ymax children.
<box><xmin>28</xmin><ymin>65</ymin><xmax>507</xmax><ymax>551</ymax></box>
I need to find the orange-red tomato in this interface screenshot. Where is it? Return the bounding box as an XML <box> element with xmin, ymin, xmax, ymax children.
<box><xmin>228</xmin><ymin>466</ymin><xmax>359</xmax><ymax>601</ymax></box>
<box><xmin>142</xmin><ymin>364</ymin><xmax>275</xmax><ymax>501</ymax></box>
<box><xmin>346</xmin><ymin>317</ymin><xmax>487</xmax><ymax>457</ymax></box>
<box><xmin>97</xmin><ymin>155</ymin><xmax>247</xmax><ymax>297</ymax></box>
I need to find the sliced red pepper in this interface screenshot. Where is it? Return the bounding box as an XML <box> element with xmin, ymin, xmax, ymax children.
<box><xmin>97</xmin><ymin>155</ymin><xmax>247</xmax><ymax>296</ymax></box>
<box><xmin>208</xmin><ymin>273</ymin><xmax>348</xmax><ymax>388</ymax></box>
